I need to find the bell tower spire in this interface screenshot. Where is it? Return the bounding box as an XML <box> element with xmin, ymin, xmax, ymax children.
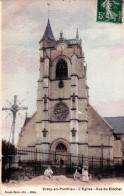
<box><xmin>39</xmin><ymin>3</ymin><xmax>55</xmax><ymax>43</ymax></box>
<box><xmin>40</xmin><ymin>19</ymin><xmax>55</xmax><ymax>43</ymax></box>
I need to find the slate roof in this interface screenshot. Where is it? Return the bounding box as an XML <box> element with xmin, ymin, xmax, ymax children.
<box><xmin>23</xmin><ymin>112</ymin><xmax>37</xmax><ymax>127</ymax></box>
<box><xmin>23</xmin><ymin>117</ymin><xmax>31</xmax><ymax>127</ymax></box>
<box><xmin>40</xmin><ymin>19</ymin><xmax>55</xmax><ymax>42</ymax></box>
<box><xmin>104</xmin><ymin>116</ymin><xmax>124</xmax><ymax>134</ymax></box>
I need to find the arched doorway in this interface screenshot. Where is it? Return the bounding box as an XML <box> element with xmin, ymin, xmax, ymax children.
<box><xmin>50</xmin><ymin>138</ymin><xmax>70</xmax><ymax>165</ymax></box>
<box><xmin>55</xmin><ymin>143</ymin><xmax>67</xmax><ymax>165</ymax></box>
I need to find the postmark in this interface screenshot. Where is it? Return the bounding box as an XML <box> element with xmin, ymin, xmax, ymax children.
<box><xmin>97</xmin><ymin>0</ymin><xmax>123</xmax><ymax>23</ymax></box>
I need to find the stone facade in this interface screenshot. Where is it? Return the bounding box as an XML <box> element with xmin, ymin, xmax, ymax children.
<box><xmin>121</xmin><ymin>135</ymin><xmax>124</xmax><ymax>159</ymax></box>
<box><xmin>17</xmin><ymin>19</ymin><xmax>122</xmax><ymax>164</ymax></box>
<box><xmin>18</xmin><ymin>113</ymin><xmax>36</xmax><ymax>148</ymax></box>
<box><xmin>87</xmin><ymin>105</ymin><xmax>114</xmax><ymax>159</ymax></box>
<box><xmin>113</xmin><ymin>139</ymin><xmax>122</xmax><ymax>163</ymax></box>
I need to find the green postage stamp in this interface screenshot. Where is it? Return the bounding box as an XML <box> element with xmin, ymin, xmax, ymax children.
<box><xmin>97</xmin><ymin>0</ymin><xmax>123</xmax><ymax>23</ymax></box>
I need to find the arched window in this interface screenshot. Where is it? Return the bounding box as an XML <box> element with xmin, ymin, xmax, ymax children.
<box><xmin>56</xmin><ymin>143</ymin><xmax>67</xmax><ymax>151</ymax></box>
<box><xmin>56</xmin><ymin>59</ymin><xmax>68</xmax><ymax>78</ymax></box>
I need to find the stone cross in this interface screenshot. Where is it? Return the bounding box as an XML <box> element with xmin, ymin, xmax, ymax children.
<box><xmin>2</xmin><ymin>95</ymin><xmax>28</xmax><ymax>145</ymax></box>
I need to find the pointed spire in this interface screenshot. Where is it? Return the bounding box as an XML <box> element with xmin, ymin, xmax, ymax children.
<box><xmin>76</xmin><ymin>28</ymin><xmax>79</xmax><ymax>40</ymax></box>
<box><xmin>40</xmin><ymin>19</ymin><xmax>55</xmax><ymax>42</ymax></box>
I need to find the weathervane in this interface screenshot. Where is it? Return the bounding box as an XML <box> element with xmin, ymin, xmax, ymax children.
<box><xmin>47</xmin><ymin>3</ymin><xmax>51</xmax><ymax>18</ymax></box>
<box><xmin>2</xmin><ymin>95</ymin><xmax>28</xmax><ymax>145</ymax></box>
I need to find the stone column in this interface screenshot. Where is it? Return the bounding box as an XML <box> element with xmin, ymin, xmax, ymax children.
<box><xmin>41</xmin><ymin>56</ymin><xmax>50</xmax><ymax>162</ymax></box>
<box><xmin>70</xmin><ymin>54</ymin><xmax>79</xmax><ymax>165</ymax></box>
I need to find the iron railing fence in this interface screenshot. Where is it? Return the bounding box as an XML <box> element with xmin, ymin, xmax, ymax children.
<box><xmin>2</xmin><ymin>148</ymin><xmax>124</xmax><ymax>182</ymax></box>
<box><xmin>6</xmin><ymin>147</ymin><xmax>122</xmax><ymax>168</ymax></box>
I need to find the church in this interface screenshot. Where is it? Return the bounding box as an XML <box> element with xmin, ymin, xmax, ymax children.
<box><xmin>17</xmin><ymin>19</ymin><xmax>122</xmax><ymax>165</ymax></box>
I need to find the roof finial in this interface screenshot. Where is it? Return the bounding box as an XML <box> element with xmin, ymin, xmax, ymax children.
<box><xmin>76</xmin><ymin>28</ymin><xmax>79</xmax><ymax>40</ymax></box>
<box><xmin>25</xmin><ymin>112</ymin><xmax>28</xmax><ymax>118</ymax></box>
<box><xmin>59</xmin><ymin>30</ymin><xmax>64</xmax><ymax>40</ymax></box>
<box><xmin>79</xmin><ymin>37</ymin><xmax>82</xmax><ymax>45</ymax></box>
<box><xmin>79</xmin><ymin>37</ymin><xmax>83</xmax><ymax>57</ymax></box>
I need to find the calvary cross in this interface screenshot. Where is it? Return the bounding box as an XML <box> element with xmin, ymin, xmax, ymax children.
<box><xmin>2</xmin><ymin>95</ymin><xmax>28</xmax><ymax>145</ymax></box>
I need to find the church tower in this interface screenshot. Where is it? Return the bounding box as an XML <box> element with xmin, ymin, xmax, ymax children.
<box><xmin>35</xmin><ymin>19</ymin><xmax>88</xmax><ymax>164</ymax></box>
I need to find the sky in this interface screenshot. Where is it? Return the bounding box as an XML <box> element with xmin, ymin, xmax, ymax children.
<box><xmin>1</xmin><ymin>0</ymin><xmax>124</xmax><ymax>145</ymax></box>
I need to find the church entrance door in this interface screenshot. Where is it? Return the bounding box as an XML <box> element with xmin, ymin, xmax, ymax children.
<box><xmin>50</xmin><ymin>139</ymin><xmax>70</xmax><ymax>166</ymax></box>
<box><xmin>55</xmin><ymin>143</ymin><xmax>69</xmax><ymax>166</ymax></box>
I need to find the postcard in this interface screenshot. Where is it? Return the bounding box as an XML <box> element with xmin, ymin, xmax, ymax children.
<box><xmin>1</xmin><ymin>0</ymin><xmax>124</xmax><ymax>195</ymax></box>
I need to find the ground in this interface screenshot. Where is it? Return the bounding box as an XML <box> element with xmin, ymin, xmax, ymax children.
<box><xmin>1</xmin><ymin>176</ymin><xmax>124</xmax><ymax>194</ymax></box>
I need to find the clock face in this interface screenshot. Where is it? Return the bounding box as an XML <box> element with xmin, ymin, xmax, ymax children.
<box><xmin>53</xmin><ymin>102</ymin><xmax>69</xmax><ymax>120</ymax></box>
<box><xmin>57</xmin><ymin>43</ymin><xmax>67</xmax><ymax>51</ymax></box>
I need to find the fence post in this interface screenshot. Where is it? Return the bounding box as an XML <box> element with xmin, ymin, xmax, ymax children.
<box><xmin>100</xmin><ymin>157</ymin><xmax>103</xmax><ymax>168</ymax></box>
<box><xmin>82</xmin><ymin>155</ymin><xmax>83</xmax><ymax>167</ymax></box>
<box><xmin>55</xmin><ymin>151</ymin><xmax>56</xmax><ymax>165</ymax></box>
<box><xmin>107</xmin><ymin>158</ymin><xmax>110</xmax><ymax>168</ymax></box>
<box><xmin>70</xmin><ymin>154</ymin><xmax>71</xmax><ymax>167</ymax></box>
<box><xmin>21</xmin><ymin>147</ymin><xmax>23</xmax><ymax>161</ymax></box>
<box><xmin>35</xmin><ymin>149</ymin><xmax>37</xmax><ymax>173</ymax></box>
<box><xmin>8</xmin><ymin>153</ymin><xmax>11</xmax><ymax>181</ymax></box>
<box><xmin>92</xmin><ymin>156</ymin><xmax>94</xmax><ymax>168</ymax></box>
<box><xmin>35</xmin><ymin>149</ymin><xmax>37</xmax><ymax>161</ymax></box>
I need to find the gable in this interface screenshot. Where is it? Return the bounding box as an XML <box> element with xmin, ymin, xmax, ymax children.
<box><xmin>87</xmin><ymin>104</ymin><xmax>113</xmax><ymax>135</ymax></box>
<box><xmin>23</xmin><ymin>112</ymin><xmax>37</xmax><ymax>128</ymax></box>
<box><xmin>17</xmin><ymin>112</ymin><xmax>37</xmax><ymax>148</ymax></box>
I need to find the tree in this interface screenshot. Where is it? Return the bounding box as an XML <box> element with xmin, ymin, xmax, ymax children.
<box><xmin>2</xmin><ymin>140</ymin><xmax>17</xmax><ymax>156</ymax></box>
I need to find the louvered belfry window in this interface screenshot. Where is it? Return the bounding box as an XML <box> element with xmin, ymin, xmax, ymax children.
<box><xmin>56</xmin><ymin>143</ymin><xmax>67</xmax><ymax>151</ymax></box>
<box><xmin>56</xmin><ymin>59</ymin><xmax>68</xmax><ymax>78</ymax></box>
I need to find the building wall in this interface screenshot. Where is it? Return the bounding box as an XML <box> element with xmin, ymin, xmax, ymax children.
<box><xmin>17</xmin><ymin>106</ymin><xmax>123</xmax><ymax>163</ymax></box>
<box><xmin>50</xmin><ymin>45</ymin><xmax>80</xmax><ymax>63</ymax></box>
<box><xmin>17</xmin><ymin>113</ymin><xmax>36</xmax><ymax>148</ymax></box>
<box><xmin>49</xmin><ymin>80</ymin><xmax>71</xmax><ymax>99</ymax></box>
<box><xmin>113</xmin><ymin>137</ymin><xmax>122</xmax><ymax>162</ymax></box>
<box><xmin>121</xmin><ymin>135</ymin><xmax>124</xmax><ymax>159</ymax></box>
<box><xmin>87</xmin><ymin>105</ymin><xmax>114</xmax><ymax>159</ymax></box>
<box><xmin>49</xmin><ymin>122</ymin><xmax>70</xmax><ymax>142</ymax></box>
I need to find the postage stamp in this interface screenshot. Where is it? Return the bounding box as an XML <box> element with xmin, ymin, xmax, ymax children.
<box><xmin>97</xmin><ymin>0</ymin><xmax>123</xmax><ymax>23</ymax></box>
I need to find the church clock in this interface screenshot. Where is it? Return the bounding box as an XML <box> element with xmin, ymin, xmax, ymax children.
<box><xmin>56</xmin><ymin>43</ymin><xmax>67</xmax><ymax>51</ymax></box>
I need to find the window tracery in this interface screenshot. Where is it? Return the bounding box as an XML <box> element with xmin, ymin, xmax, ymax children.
<box><xmin>56</xmin><ymin>59</ymin><xmax>68</xmax><ymax>78</ymax></box>
<box><xmin>56</xmin><ymin>143</ymin><xmax>67</xmax><ymax>151</ymax></box>
<box><xmin>54</xmin><ymin>102</ymin><xmax>69</xmax><ymax>120</ymax></box>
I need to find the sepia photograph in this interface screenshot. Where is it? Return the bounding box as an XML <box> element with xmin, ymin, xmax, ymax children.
<box><xmin>1</xmin><ymin>0</ymin><xmax>124</xmax><ymax>195</ymax></box>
